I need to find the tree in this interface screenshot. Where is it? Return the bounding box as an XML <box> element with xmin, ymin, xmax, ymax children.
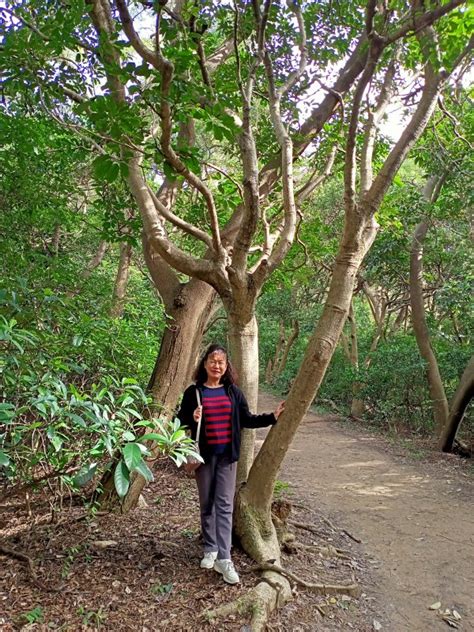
<box><xmin>230</xmin><ymin>5</ymin><xmax>472</xmax><ymax>624</ymax></box>
<box><xmin>1</xmin><ymin>1</ymin><xmax>471</xmax><ymax>624</ymax></box>
<box><xmin>408</xmin><ymin>84</ymin><xmax>473</xmax><ymax>444</ymax></box>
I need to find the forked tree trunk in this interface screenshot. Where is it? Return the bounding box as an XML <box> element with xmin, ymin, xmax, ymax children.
<box><xmin>266</xmin><ymin>320</ymin><xmax>299</xmax><ymax>383</ymax></box>
<box><xmin>110</xmin><ymin>242</ymin><xmax>132</xmax><ymax>318</ymax></box>
<box><xmin>410</xmin><ymin>220</ymin><xmax>449</xmax><ymax>434</ymax></box>
<box><xmin>271</xmin><ymin>321</ymin><xmax>286</xmax><ymax>377</ymax></box>
<box><xmin>147</xmin><ymin>279</ymin><xmax>216</xmax><ymax>409</ymax></box>
<box><xmin>440</xmin><ymin>356</ymin><xmax>474</xmax><ymax>452</ymax></box>
<box><xmin>227</xmin><ymin>312</ymin><xmax>260</xmax><ymax>485</ymax></box>
<box><xmin>234</xmin><ymin>219</ymin><xmax>378</xmax><ymax>560</ymax></box>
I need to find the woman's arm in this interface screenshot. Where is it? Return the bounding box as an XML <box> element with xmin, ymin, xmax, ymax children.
<box><xmin>233</xmin><ymin>386</ymin><xmax>280</xmax><ymax>429</ymax></box>
<box><xmin>177</xmin><ymin>385</ymin><xmax>198</xmax><ymax>428</ymax></box>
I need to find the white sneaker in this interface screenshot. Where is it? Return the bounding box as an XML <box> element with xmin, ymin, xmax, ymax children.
<box><xmin>213</xmin><ymin>558</ymin><xmax>240</xmax><ymax>584</ymax></box>
<box><xmin>200</xmin><ymin>551</ymin><xmax>218</xmax><ymax>569</ymax></box>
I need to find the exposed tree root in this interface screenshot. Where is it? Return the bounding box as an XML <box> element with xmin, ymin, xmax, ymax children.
<box><xmin>294</xmin><ymin>541</ymin><xmax>352</xmax><ymax>560</ymax></box>
<box><xmin>203</xmin><ymin>571</ymin><xmax>291</xmax><ymax>631</ymax></box>
<box><xmin>205</xmin><ymin>560</ymin><xmax>359</xmax><ymax>628</ymax></box>
<box><xmin>0</xmin><ymin>543</ymin><xmax>64</xmax><ymax>592</ymax></box>
<box><xmin>289</xmin><ymin>520</ymin><xmax>325</xmax><ymax>538</ymax></box>
<box><xmin>247</xmin><ymin>561</ymin><xmax>360</xmax><ymax>597</ymax></box>
<box><xmin>320</xmin><ymin>515</ymin><xmax>362</xmax><ymax>543</ymax></box>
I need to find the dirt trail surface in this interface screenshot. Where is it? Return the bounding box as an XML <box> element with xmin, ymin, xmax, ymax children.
<box><xmin>258</xmin><ymin>392</ymin><xmax>474</xmax><ymax>632</ymax></box>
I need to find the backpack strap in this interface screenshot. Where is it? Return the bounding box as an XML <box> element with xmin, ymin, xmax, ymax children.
<box><xmin>195</xmin><ymin>387</ymin><xmax>202</xmax><ymax>443</ymax></box>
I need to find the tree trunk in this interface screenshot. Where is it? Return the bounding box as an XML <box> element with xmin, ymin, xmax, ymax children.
<box><xmin>67</xmin><ymin>240</ymin><xmax>109</xmax><ymax>297</ymax></box>
<box><xmin>51</xmin><ymin>224</ymin><xmax>61</xmax><ymax>255</ymax></box>
<box><xmin>346</xmin><ymin>301</ymin><xmax>365</xmax><ymax>417</ymax></box>
<box><xmin>147</xmin><ymin>279</ymin><xmax>216</xmax><ymax>408</ymax></box>
<box><xmin>270</xmin><ymin>321</ymin><xmax>286</xmax><ymax>380</ymax></box>
<box><xmin>83</xmin><ymin>240</ymin><xmax>109</xmax><ymax>279</ymax></box>
<box><xmin>110</xmin><ymin>242</ymin><xmax>132</xmax><ymax>318</ymax></box>
<box><xmin>227</xmin><ymin>311</ymin><xmax>260</xmax><ymax>485</ymax></box>
<box><xmin>235</xmin><ymin>218</ymin><xmax>378</xmax><ymax>543</ymax></box>
<box><xmin>351</xmin><ymin>295</ymin><xmax>387</xmax><ymax>417</ymax></box>
<box><xmin>410</xmin><ymin>220</ymin><xmax>449</xmax><ymax>434</ymax></box>
<box><xmin>440</xmin><ymin>356</ymin><xmax>474</xmax><ymax>452</ymax></box>
<box><xmin>99</xmin><ymin>278</ymin><xmax>216</xmax><ymax>511</ymax></box>
<box><xmin>264</xmin><ymin>358</ymin><xmax>273</xmax><ymax>384</ymax></box>
<box><xmin>274</xmin><ymin>320</ymin><xmax>299</xmax><ymax>379</ymax></box>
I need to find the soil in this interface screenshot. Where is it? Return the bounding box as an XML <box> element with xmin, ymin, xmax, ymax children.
<box><xmin>0</xmin><ymin>394</ymin><xmax>472</xmax><ymax>632</ymax></box>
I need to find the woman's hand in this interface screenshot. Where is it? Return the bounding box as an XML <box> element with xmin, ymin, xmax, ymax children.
<box><xmin>274</xmin><ymin>401</ymin><xmax>285</xmax><ymax>419</ymax></box>
<box><xmin>193</xmin><ymin>406</ymin><xmax>203</xmax><ymax>422</ymax></box>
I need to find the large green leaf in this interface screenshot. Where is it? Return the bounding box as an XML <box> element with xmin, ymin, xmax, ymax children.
<box><xmin>122</xmin><ymin>442</ymin><xmax>142</xmax><ymax>471</ymax></box>
<box><xmin>73</xmin><ymin>462</ymin><xmax>98</xmax><ymax>487</ymax></box>
<box><xmin>134</xmin><ymin>459</ymin><xmax>154</xmax><ymax>482</ymax></box>
<box><xmin>114</xmin><ymin>459</ymin><xmax>130</xmax><ymax>498</ymax></box>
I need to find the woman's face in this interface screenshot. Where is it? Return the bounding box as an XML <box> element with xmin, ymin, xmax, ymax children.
<box><xmin>204</xmin><ymin>351</ymin><xmax>228</xmax><ymax>382</ymax></box>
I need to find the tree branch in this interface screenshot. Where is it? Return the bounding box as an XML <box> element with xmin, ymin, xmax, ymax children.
<box><xmin>387</xmin><ymin>0</ymin><xmax>467</xmax><ymax>44</ymax></box>
<box><xmin>344</xmin><ymin>38</ymin><xmax>383</xmax><ymax>216</ymax></box>
<box><xmin>115</xmin><ymin>0</ymin><xmax>160</xmax><ymax>69</ymax></box>
<box><xmin>360</xmin><ymin>46</ymin><xmax>400</xmax><ymax>194</ymax></box>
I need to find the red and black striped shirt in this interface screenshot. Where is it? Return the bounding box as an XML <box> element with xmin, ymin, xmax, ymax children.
<box><xmin>202</xmin><ymin>386</ymin><xmax>232</xmax><ymax>454</ymax></box>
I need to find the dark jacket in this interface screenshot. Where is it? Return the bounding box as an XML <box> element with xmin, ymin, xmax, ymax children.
<box><xmin>177</xmin><ymin>383</ymin><xmax>277</xmax><ymax>464</ymax></box>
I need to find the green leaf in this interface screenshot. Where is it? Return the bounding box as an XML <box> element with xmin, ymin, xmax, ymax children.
<box><xmin>67</xmin><ymin>413</ymin><xmax>87</xmax><ymax>428</ymax></box>
<box><xmin>93</xmin><ymin>155</ymin><xmax>120</xmax><ymax>183</ymax></box>
<box><xmin>0</xmin><ymin>451</ymin><xmax>10</xmax><ymax>467</ymax></box>
<box><xmin>72</xmin><ymin>334</ymin><xmax>83</xmax><ymax>347</ymax></box>
<box><xmin>73</xmin><ymin>462</ymin><xmax>98</xmax><ymax>487</ymax></box>
<box><xmin>163</xmin><ymin>160</ymin><xmax>177</xmax><ymax>182</ymax></box>
<box><xmin>114</xmin><ymin>459</ymin><xmax>130</xmax><ymax>498</ymax></box>
<box><xmin>0</xmin><ymin>403</ymin><xmax>15</xmax><ymax>424</ymax></box>
<box><xmin>134</xmin><ymin>459</ymin><xmax>154</xmax><ymax>482</ymax></box>
<box><xmin>122</xmin><ymin>442</ymin><xmax>142</xmax><ymax>471</ymax></box>
<box><xmin>122</xmin><ymin>430</ymin><xmax>136</xmax><ymax>442</ymax></box>
<box><xmin>139</xmin><ymin>432</ymin><xmax>165</xmax><ymax>442</ymax></box>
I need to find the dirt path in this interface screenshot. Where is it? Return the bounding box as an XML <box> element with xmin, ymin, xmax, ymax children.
<box><xmin>258</xmin><ymin>392</ymin><xmax>474</xmax><ymax>632</ymax></box>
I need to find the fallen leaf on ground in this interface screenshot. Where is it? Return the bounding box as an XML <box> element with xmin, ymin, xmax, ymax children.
<box><xmin>91</xmin><ymin>540</ymin><xmax>118</xmax><ymax>549</ymax></box>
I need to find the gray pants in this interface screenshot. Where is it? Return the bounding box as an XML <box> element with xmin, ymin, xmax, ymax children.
<box><xmin>195</xmin><ymin>454</ymin><xmax>237</xmax><ymax>560</ymax></box>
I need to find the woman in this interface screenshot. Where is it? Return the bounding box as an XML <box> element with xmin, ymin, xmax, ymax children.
<box><xmin>178</xmin><ymin>344</ymin><xmax>285</xmax><ymax>585</ymax></box>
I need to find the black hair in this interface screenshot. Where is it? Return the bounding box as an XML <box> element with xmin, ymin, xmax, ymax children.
<box><xmin>194</xmin><ymin>344</ymin><xmax>238</xmax><ymax>386</ymax></box>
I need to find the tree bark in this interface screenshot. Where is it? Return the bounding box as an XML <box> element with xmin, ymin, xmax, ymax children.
<box><xmin>82</xmin><ymin>240</ymin><xmax>109</xmax><ymax>279</ymax></box>
<box><xmin>410</xmin><ymin>219</ymin><xmax>449</xmax><ymax>434</ymax></box>
<box><xmin>99</xmin><ymin>277</ymin><xmax>216</xmax><ymax>511</ymax></box>
<box><xmin>270</xmin><ymin>321</ymin><xmax>286</xmax><ymax>381</ymax></box>
<box><xmin>147</xmin><ymin>279</ymin><xmax>217</xmax><ymax>410</ymax></box>
<box><xmin>440</xmin><ymin>356</ymin><xmax>474</xmax><ymax>452</ymax></box>
<box><xmin>110</xmin><ymin>242</ymin><xmax>132</xmax><ymax>318</ymax></box>
<box><xmin>347</xmin><ymin>301</ymin><xmax>365</xmax><ymax>418</ymax></box>
<box><xmin>227</xmin><ymin>311</ymin><xmax>260</xmax><ymax>485</ymax></box>
<box><xmin>67</xmin><ymin>240</ymin><xmax>109</xmax><ymax>297</ymax></box>
<box><xmin>274</xmin><ymin>320</ymin><xmax>299</xmax><ymax>379</ymax></box>
<box><xmin>234</xmin><ymin>218</ymin><xmax>378</xmax><ymax>563</ymax></box>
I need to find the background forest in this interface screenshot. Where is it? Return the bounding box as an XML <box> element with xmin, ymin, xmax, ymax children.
<box><xmin>2</xmin><ymin>78</ymin><xmax>471</xmax><ymax>496</ymax></box>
